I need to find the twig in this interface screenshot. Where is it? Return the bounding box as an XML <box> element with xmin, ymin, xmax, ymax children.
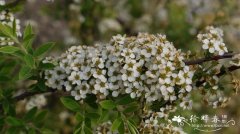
<box><xmin>13</xmin><ymin>88</ymin><xmax>57</xmax><ymax>101</ymax></box>
<box><xmin>184</xmin><ymin>53</ymin><xmax>236</xmax><ymax>65</ymax></box>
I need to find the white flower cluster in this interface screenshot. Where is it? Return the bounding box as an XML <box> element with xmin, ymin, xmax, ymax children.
<box><xmin>196</xmin><ymin>65</ymin><xmax>232</xmax><ymax>109</ymax></box>
<box><xmin>44</xmin><ymin>33</ymin><xmax>195</xmax><ymax>104</ymax></box>
<box><xmin>94</xmin><ymin>121</ymin><xmax>118</xmax><ymax>134</ymax></box>
<box><xmin>0</xmin><ymin>1</ymin><xmax>21</xmax><ymax>46</ymax></box>
<box><xmin>25</xmin><ymin>95</ymin><xmax>47</xmax><ymax>111</ymax></box>
<box><xmin>139</xmin><ymin>119</ymin><xmax>186</xmax><ymax>134</ymax></box>
<box><xmin>197</xmin><ymin>26</ymin><xmax>228</xmax><ymax>55</ymax></box>
<box><xmin>142</xmin><ymin>105</ymin><xmax>176</xmax><ymax>125</ymax></box>
<box><xmin>212</xmin><ymin>97</ymin><xmax>229</xmax><ymax>109</ymax></box>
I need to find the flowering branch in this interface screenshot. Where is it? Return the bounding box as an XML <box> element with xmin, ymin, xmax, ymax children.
<box><xmin>12</xmin><ymin>55</ymin><xmax>240</xmax><ymax>102</ymax></box>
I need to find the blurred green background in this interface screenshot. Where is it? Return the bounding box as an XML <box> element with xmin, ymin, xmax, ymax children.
<box><xmin>14</xmin><ymin>0</ymin><xmax>240</xmax><ymax>133</ymax></box>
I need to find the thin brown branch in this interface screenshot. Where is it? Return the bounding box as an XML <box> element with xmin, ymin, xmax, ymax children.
<box><xmin>13</xmin><ymin>88</ymin><xmax>57</xmax><ymax>101</ymax></box>
<box><xmin>184</xmin><ymin>53</ymin><xmax>236</xmax><ymax>65</ymax></box>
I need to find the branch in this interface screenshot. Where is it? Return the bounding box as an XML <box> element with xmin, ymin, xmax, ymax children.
<box><xmin>184</xmin><ymin>53</ymin><xmax>236</xmax><ymax>65</ymax></box>
<box><xmin>13</xmin><ymin>88</ymin><xmax>57</xmax><ymax>101</ymax></box>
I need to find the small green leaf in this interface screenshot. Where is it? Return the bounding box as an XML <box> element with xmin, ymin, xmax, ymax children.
<box><xmin>0</xmin><ymin>23</ymin><xmax>18</xmax><ymax>42</ymax></box>
<box><xmin>33</xmin><ymin>42</ymin><xmax>55</xmax><ymax>57</ymax></box>
<box><xmin>123</xmin><ymin>105</ymin><xmax>139</xmax><ymax>113</ymax></box>
<box><xmin>75</xmin><ymin>112</ymin><xmax>84</xmax><ymax>122</ymax></box>
<box><xmin>127</xmin><ymin>121</ymin><xmax>138</xmax><ymax>134</ymax></box>
<box><xmin>35</xmin><ymin>110</ymin><xmax>48</xmax><ymax>123</ymax></box>
<box><xmin>24</xmin><ymin>107</ymin><xmax>37</xmax><ymax>121</ymax></box>
<box><xmin>84</xmin><ymin>126</ymin><xmax>93</xmax><ymax>134</ymax></box>
<box><xmin>5</xmin><ymin>116</ymin><xmax>24</xmax><ymax>126</ymax></box>
<box><xmin>99</xmin><ymin>100</ymin><xmax>116</xmax><ymax>110</ymax></box>
<box><xmin>24</xmin><ymin>54</ymin><xmax>35</xmax><ymax>68</ymax></box>
<box><xmin>12</xmin><ymin>19</ymin><xmax>16</xmax><ymax>35</ymax></box>
<box><xmin>0</xmin><ymin>46</ymin><xmax>20</xmax><ymax>54</ymax></box>
<box><xmin>85</xmin><ymin>113</ymin><xmax>100</xmax><ymax>120</ymax></box>
<box><xmin>60</xmin><ymin>97</ymin><xmax>81</xmax><ymax>112</ymax></box>
<box><xmin>0</xmin><ymin>75</ymin><xmax>10</xmax><ymax>82</ymax></box>
<box><xmin>19</xmin><ymin>65</ymin><xmax>33</xmax><ymax>80</ymax></box>
<box><xmin>116</xmin><ymin>95</ymin><xmax>134</xmax><ymax>105</ymax></box>
<box><xmin>39</xmin><ymin>62</ymin><xmax>55</xmax><ymax>70</ymax></box>
<box><xmin>28</xmin><ymin>128</ymin><xmax>36</xmax><ymax>134</ymax></box>
<box><xmin>0</xmin><ymin>117</ymin><xmax>4</xmax><ymax>127</ymax></box>
<box><xmin>23</xmin><ymin>24</ymin><xmax>33</xmax><ymax>39</ymax></box>
<box><xmin>118</xmin><ymin>122</ymin><xmax>125</xmax><ymax>134</ymax></box>
<box><xmin>2</xmin><ymin>100</ymin><xmax>9</xmax><ymax>114</ymax></box>
<box><xmin>37</xmin><ymin>78</ymin><xmax>47</xmax><ymax>91</ymax></box>
<box><xmin>23</xmin><ymin>24</ymin><xmax>34</xmax><ymax>53</ymax></box>
<box><xmin>111</xmin><ymin>118</ymin><xmax>122</xmax><ymax>131</ymax></box>
<box><xmin>23</xmin><ymin>34</ymin><xmax>35</xmax><ymax>53</ymax></box>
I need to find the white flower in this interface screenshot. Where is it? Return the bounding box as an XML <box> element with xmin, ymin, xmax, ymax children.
<box><xmin>93</xmin><ymin>58</ymin><xmax>105</xmax><ymax>68</ymax></box>
<box><xmin>180</xmin><ymin>100</ymin><xmax>192</xmax><ymax>110</ymax></box>
<box><xmin>93</xmin><ymin>69</ymin><xmax>107</xmax><ymax>82</ymax></box>
<box><xmin>94</xmin><ymin>80</ymin><xmax>109</xmax><ymax>96</ymax></box>
<box><xmin>25</xmin><ymin>95</ymin><xmax>47</xmax><ymax>111</ymax></box>
<box><xmin>172</xmin><ymin>116</ymin><xmax>185</xmax><ymax>123</ymax></box>
<box><xmin>68</xmin><ymin>71</ymin><xmax>82</xmax><ymax>85</ymax></box>
<box><xmin>198</xmin><ymin>26</ymin><xmax>228</xmax><ymax>55</ymax></box>
<box><xmin>112</xmin><ymin>34</ymin><xmax>125</xmax><ymax>45</ymax></box>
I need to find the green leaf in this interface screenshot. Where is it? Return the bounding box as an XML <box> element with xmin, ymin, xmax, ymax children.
<box><xmin>39</xmin><ymin>62</ymin><xmax>55</xmax><ymax>70</ymax></box>
<box><xmin>23</xmin><ymin>24</ymin><xmax>33</xmax><ymax>39</ymax></box>
<box><xmin>60</xmin><ymin>97</ymin><xmax>81</xmax><ymax>112</ymax></box>
<box><xmin>0</xmin><ymin>75</ymin><xmax>10</xmax><ymax>82</ymax></box>
<box><xmin>111</xmin><ymin>117</ymin><xmax>122</xmax><ymax>131</ymax></box>
<box><xmin>33</xmin><ymin>42</ymin><xmax>55</xmax><ymax>57</ymax></box>
<box><xmin>85</xmin><ymin>113</ymin><xmax>100</xmax><ymax>120</ymax></box>
<box><xmin>127</xmin><ymin>121</ymin><xmax>138</xmax><ymax>134</ymax></box>
<box><xmin>116</xmin><ymin>95</ymin><xmax>134</xmax><ymax>105</ymax></box>
<box><xmin>23</xmin><ymin>34</ymin><xmax>35</xmax><ymax>53</ymax></box>
<box><xmin>28</xmin><ymin>128</ymin><xmax>36</xmax><ymax>134</ymax></box>
<box><xmin>84</xmin><ymin>126</ymin><xmax>93</xmax><ymax>134</ymax></box>
<box><xmin>99</xmin><ymin>100</ymin><xmax>116</xmax><ymax>110</ymax></box>
<box><xmin>24</xmin><ymin>54</ymin><xmax>35</xmax><ymax>68</ymax></box>
<box><xmin>0</xmin><ymin>23</ymin><xmax>18</xmax><ymax>42</ymax></box>
<box><xmin>0</xmin><ymin>117</ymin><xmax>4</xmax><ymax>126</ymax></box>
<box><xmin>75</xmin><ymin>113</ymin><xmax>84</xmax><ymax>122</ymax></box>
<box><xmin>35</xmin><ymin>110</ymin><xmax>48</xmax><ymax>123</ymax></box>
<box><xmin>24</xmin><ymin>107</ymin><xmax>37</xmax><ymax>121</ymax></box>
<box><xmin>123</xmin><ymin>105</ymin><xmax>139</xmax><ymax>113</ymax></box>
<box><xmin>19</xmin><ymin>65</ymin><xmax>33</xmax><ymax>80</ymax></box>
<box><xmin>118</xmin><ymin>122</ymin><xmax>125</xmax><ymax>134</ymax></box>
<box><xmin>5</xmin><ymin>116</ymin><xmax>24</xmax><ymax>126</ymax></box>
<box><xmin>12</xmin><ymin>19</ymin><xmax>16</xmax><ymax>36</ymax></box>
<box><xmin>23</xmin><ymin>24</ymin><xmax>34</xmax><ymax>53</ymax></box>
<box><xmin>0</xmin><ymin>46</ymin><xmax>20</xmax><ymax>54</ymax></box>
<box><xmin>37</xmin><ymin>78</ymin><xmax>47</xmax><ymax>91</ymax></box>
<box><xmin>2</xmin><ymin>100</ymin><xmax>9</xmax><ymax>114</ymax></box>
